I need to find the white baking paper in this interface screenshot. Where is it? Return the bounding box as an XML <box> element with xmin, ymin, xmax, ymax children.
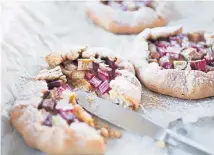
<box><xmin>1</xmin><ymin>1</ymin><xmax>214</xmax><ymax>155</ymax></box>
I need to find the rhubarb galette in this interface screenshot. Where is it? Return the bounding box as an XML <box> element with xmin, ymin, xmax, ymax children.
<box><xmin>86</xmin><ymin>0</ymin><xmax>166</xmax><ymax>34</ymax></box>
<box><xmin>10</xmin><ymin>46</ymin><xmax>141</xmax><ymax>155</ymax></box>
<box><xmin>132</xmin><ymin>26</ymin><xmax>214</xmax><ymax>99</ymax></box>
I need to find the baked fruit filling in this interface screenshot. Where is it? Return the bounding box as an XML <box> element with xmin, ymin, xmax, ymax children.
<box><xmin>147</xmin><ymin>32</ymin><xmax>214</xmax><ymax>72</ymax></box>
<box><xmin>62</xmin><ymin>56</ymin><xmax>119</xmax><ymax>96</ymax></box>
<box><xmin>100</xmin><ymin>0</ymin><xmax>154</xmax><ymax>11</ymax></box>
<box><xmin>38</xmin><ymin>84</ymin><xmax>94</xmax><ymax>127</ymax></box>
<box><xmin>36</xmin><ymin>48</ymin><xmax>141</xmax><ymax>127</ymax></box>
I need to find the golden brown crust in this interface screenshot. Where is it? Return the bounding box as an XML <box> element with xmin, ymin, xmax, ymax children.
<box><xmin>132</xmin><ymin>26</ymin><xmax>214</xmax><ymax>99</ymax></box>
<box><xmin>45</xmin><ymin>46</ymin><xmax>88</xmax><ymax>67</ymax></box>
<box><xmin>10</xmin><ymin>81</ymin><xmax>105</xmax><ymax>155</ymax></box>
<box><xmin>86</xmin><ymin>1</ymin><xmax>166</xmax><ymax>34</ymax></box>
<box><xmin>36</xmin><ymin>66</ymin><xmax>67</xmax><ymax>82</ymax></box>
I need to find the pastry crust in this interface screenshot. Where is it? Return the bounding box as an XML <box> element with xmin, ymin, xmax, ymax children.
<box><xmin>10</xmin><ymin>80</ymin><xmax>105</xmax><ymax>155</ymax></box>
<box><xmin>45</xmin><ymin>46</ymin><xmax>142</xmax><ymax>109</ymax></box>
<box><xmin>132</xmin><ymin>26</ymin><xmax>214</xmax><ymax>99</ymax></box>
<box><xmin>86</xmin><ymin>1</ymin><xmax>166</xmax><ymax>34</ymax></box>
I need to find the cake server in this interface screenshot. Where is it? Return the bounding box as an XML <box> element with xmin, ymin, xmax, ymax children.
<box><xmin>76</xmin><ymin>90</ymin><xmax>214</xmax><ymax>155</ymax></box>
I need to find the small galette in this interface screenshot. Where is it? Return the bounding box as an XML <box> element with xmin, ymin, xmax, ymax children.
<box><xmin>86</xmin><ymin>0</ymin><xmax>166</xmax><ymax>34</ymax></box>
<box><xmin>10</xmin><ymin>46</ymin><xmax>142</xmax><ymax>155</ymax></box>
<box><xmin>132</xmin><ymin>26</ymin><xmax>214</xmax><ymax>99</ymax></box>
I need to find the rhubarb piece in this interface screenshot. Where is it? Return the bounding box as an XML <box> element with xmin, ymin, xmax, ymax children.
<box><xmin>89</xmin><ymin>76</ymin><xmax>102</xmax><ymax>88</ymax></box>
<box><xmin>99</xmin><ymin>64</ymin><xmax>114</xmax><ymax>80</ymax></box>
<box><xmin>71</xmin><ymin>71</ymin><xmax>85</xmax><ymax>79</ymax></box>
<box><xmin>157</xmin><ymin>47</ymin><xmax>167</xmax><ymax>57</ymax></box>
<box><xmin>58</xmin><ymin>110</ymin><xmax>75</xmax><ymax>124</ymax></box>
<box><xmin>105</xmin><ymin>58</ymin><xmax>117</xmax><ymax>70</ymax></box>
<box><xmin>93</xmin><ymin>61</ymin><xmax>100</xmax><ymax>72</ymax></box>
<box><xmin>41</xmin><ymin>99</ymin><xmax>56</xmax><ymax>112</ymax></box>
<box><xmin>155</xmin><ymin>41</ymin><xmax>170</xmax><ymax>48</ymax></box>
<box><xmin>98</xmin><ymin>80</ymin><xmax>111</xmax><ymax>94</ymax></box>
<box><xmin>85</xmin><ymin>72</ymin><xmax>94</xmax><ymax>80</ymax></box>
<box><xmin>56</xmin><ymin>84</ymin><xmax>73</xmax><ymax>97</ymax></box>
<box><xmin>77</xmin><ymin>59</ymin><xmax>93</xmax><ymax>70</ymax></box>
<box><xmin>43</xmin><ymin>114</ymin><xmax>52</xmax><ymax>126</ymax></box>
<box><xmin>181</xmin><ymin>48</ymin><xmax>204</xmax><ymax>60</ymax></box>
<box><xmin>47</xmin><ymin>80</ymin><xmax>63</xmax><ymax>89</ymax></box>
<box><xmin>190</xmin><ymin>59</ymin><xmax>207</xmax><ymax>72</ymax></box>
<box><xmin>61</xmin><ymin>84</ymin><xmax>73</xmax><ymax>91</ymax></box>
<box><xmin>97</xmin><ymin>69</ymin><xmax>110</xmax><ymax>81</ymax></box>
<box><xmin>188</xmin><ymin>32</ymin><xmax>204</xmax><ymax>42</ymax></box>
<box><xmin>173</xmin><ymin>61</ymin><xmax>187</xmax><ymax>70</ymax></box>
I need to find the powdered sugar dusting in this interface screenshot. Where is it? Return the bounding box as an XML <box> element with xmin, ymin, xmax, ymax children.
<box><xmin>140</xmin><ymin>85</ymin><xmax>214</xmax><ymax>127</ymax></box>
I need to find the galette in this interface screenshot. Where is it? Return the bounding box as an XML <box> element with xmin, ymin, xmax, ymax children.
<box><xmin>10</xmin><ymin>46</ymin><xmax>142</xmax><ymax>155</ymax></box>
<box><xmin>132</xmin><ymin>26</ymin><xmax>214</xmax><ymax>99</ymax></box>
<box><xmin>86</xmin><ymin>0</ymin><xmax>166</xmax><ymax>34</ymax></box>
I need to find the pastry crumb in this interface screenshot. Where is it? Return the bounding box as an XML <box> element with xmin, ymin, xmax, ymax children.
<box><xmin>100</xmin><ymin>128</ymin><xmax>109</xmax><ymax>138</ymax></box>
<box><xmin>87</xmin><ymin>95</ymin><xmax>95</xmax><ymax>104</ymax></box>
<box><xmin>156</xmin><ymin>140</ymin><xmax>167</xmax><ymax>148</ymax></box>
<box><xmin>114</xmin><ymin>130</ymin><xmax>122</xmax><ymax>138</ymax></box>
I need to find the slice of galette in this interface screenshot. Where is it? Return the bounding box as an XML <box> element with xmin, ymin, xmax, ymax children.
<box><xmin>45</xmin><ymin>46</ymin><xmax>142</xmax><ymax>110</ymax></box>
<box><xmin>132</xmin><ymin>26</ymin><xmax>214</xmax><ymax>99</ymax></box>
<box><xmin>10</xmin><ymin>80</ymin><xmax>105</xmax><ymax>155</ymax></box>
<box><xmin>86</xmin><ymin>0</ymin><xmax>166</xmax><ymax>34</ymax></box>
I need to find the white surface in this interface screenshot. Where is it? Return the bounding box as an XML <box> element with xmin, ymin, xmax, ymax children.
<box><xmin>1</xmin><ymin>1</ymin><xmax>214</xmax><ymax>155</ymax></box>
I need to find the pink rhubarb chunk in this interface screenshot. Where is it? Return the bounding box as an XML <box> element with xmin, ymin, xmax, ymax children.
<box><xmin>97</xmin><ymin>69</ymin><xmax>110</xmax><ymax>81</ymax></box>
<box><xmin>89</xmin><ymin>76</ymin><xmax>102</xmax><ymax>88</ymax></box>
<box><xmin>43</xmin><ymin>114</ymin><xmax>52</xmax><ymax>126</ymax></box>
<box><xmin>58</xmin><ymin>110</ymin><xmax>75</xmax><ymax>124</ymax></box>
<box><xmin>190</xmin><ymin>59</ymin><xmax>207</xmax><ymax>72</ymax></box>
<box><xmin>85</xmin><ymin>72</ymin><xmax>94</xmax><ymax>80</ymax></box>
<box><xmin>57</xmin><ymin>84</ymin><xmax>73</xmax><ymax>97</ymax></box>
<box><xmin>98</xmin><ymin>80</ymin><xmax>111</xmax><ymax>94</ymax></box>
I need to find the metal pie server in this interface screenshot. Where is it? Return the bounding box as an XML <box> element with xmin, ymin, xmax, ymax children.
<box><xmin>76</xmin><ymin>90</ymin><xmax>214</xmax><ymax>155</ymax></box>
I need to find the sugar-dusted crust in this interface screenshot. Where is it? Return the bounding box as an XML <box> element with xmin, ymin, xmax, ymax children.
<box><xmin>10</xmin><ymin>80</ymin><xmax>105</xmax><ymax>155</ymax></box>
<box><xmin>86</xmin><ymin>1</ymin><xmax>166</xmax><ymax>34</ymax></box>
<box><xmin>131</xmin><ymin>26</ymin><xmax>214</xmax><ymax>99</ymax></box>
<box><xmin>45</xmin><ymin>46</ymin><xmax>142</xmax><ymax>109</ymax></box>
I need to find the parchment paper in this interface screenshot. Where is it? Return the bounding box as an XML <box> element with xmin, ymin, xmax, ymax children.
<box><xmin>1</xmin><ymin>1</ymin><xmax>214</xmax><ymax>155</ymax></box>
